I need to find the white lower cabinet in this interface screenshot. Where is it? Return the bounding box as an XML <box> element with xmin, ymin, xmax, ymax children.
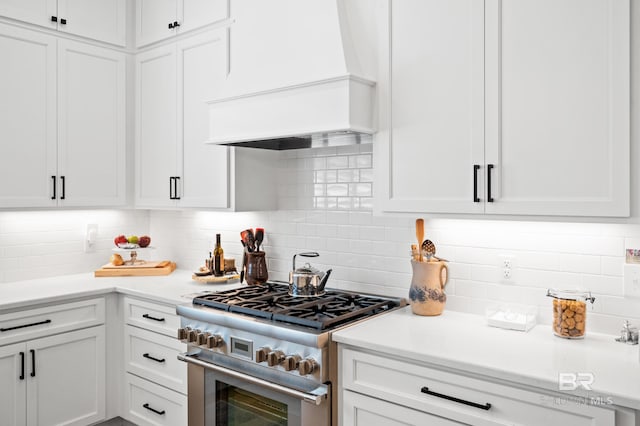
<box><xmin>340</xmin><ymin>346</ymin><xmax>633</xmax><ymax>426</ymax></box>
<box><xmin>122</xmin><ymin>296</ymin><xmax>187</xmax><ymax>426</ymax></box>
<box><xmin>343</xmin><ymin>389</ymin><xmax>461</xmax><ymax>426</ymax></box>
<box><xmin>124</xmin><ymin>372</ymin><xmax>188</xmax><ymax>426</ymax></box>
<box><xmin>0</xmin><ymin>326</ymin><xmax>106</xmax><ymax>426</ymax></box>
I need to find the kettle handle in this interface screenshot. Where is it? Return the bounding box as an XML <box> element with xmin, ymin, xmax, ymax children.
<box><xmin>292</xmin><ymin>252</ymin><xmax>320</xmax><ymax>270</ymax></box>
<box><xmin>439</xmin><ymin>263</ymin><xmax>449</xmax><ymax>289</ymax></box>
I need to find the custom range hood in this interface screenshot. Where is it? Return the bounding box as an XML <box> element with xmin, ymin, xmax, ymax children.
<box><xmin>207</xmin><ymin>0</ymin><xmax>376</xmax><ymax>150</ymax></box>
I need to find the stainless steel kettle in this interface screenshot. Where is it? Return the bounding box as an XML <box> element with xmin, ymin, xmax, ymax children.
<box><xmin>288</xmin><ymin>252</ymin><xmax>332</xmax><ymax>297</ymax></box>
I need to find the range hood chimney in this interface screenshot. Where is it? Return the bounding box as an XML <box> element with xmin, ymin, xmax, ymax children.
<box><xmin>207</xmin><ymin>0</ymin><xmax>376</xmax><ymax>150</ymax></box>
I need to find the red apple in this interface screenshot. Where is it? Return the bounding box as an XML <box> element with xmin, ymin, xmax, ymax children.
<box><xmin>114</xmin><ymin>235</ymin><xmax>128</xmax><ymax>247</ymax></box>
<box><xmin>138</xmin><ymin>235</ymin><xmax>151</xmax><ymax>248</ymax></box>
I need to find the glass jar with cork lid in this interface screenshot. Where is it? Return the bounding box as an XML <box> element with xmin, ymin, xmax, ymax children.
<box><xmin>546</xmin><ymin>289</ymin><xmax>595</xmax><ymax>339</ymax></box>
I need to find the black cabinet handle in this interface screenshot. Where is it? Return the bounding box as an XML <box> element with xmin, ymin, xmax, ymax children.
<box><xmin>421</xmin><ymin>386</ymin><xmax>491</xmax><ymax>411</ymax></box>
<box><xmin>168</xmin><ymin>22</ymin><xmax>174</xmax><ymax>29</ymax></box>
<box><xmin>51</xmin><ymin>16</ymin><xmax>57</xmax><ymax>22</ymax></box>
<box><xmin>60</xmin><ymin>176</ymin><xmax>65</xmax><ymax>200</ymax></box>
<box><xmin>1</xmin><ymin>319</ymin><xmax>51</xmax><ymax>332</ymax></box>
<box><xmin>169</xmin><ymin>177</ymin><xmax>175</xmax><ymax>199</ymax></box>
<box><xmin>143</xmin><ymin>403</ymin><xmax>165</xmax><ymax>416</ymax></box>
<box><xmin>473</xmin><ymin>164</ymin><xmax>480</xmax><ymax>202</ymax></box>
<box><xmin>51</xmin><ymin>176</ymin><xmax>56</xmax><ymax>200</ymax></box>
<box><xmin>19</xmin><ymin>352</ymin><xmax>25</xmax><ymax>380</ymax></box>
<box><xmin>60</xmin><ymin>18</ymin><xmax>66</xmax><ymax>25</ymax></box>
<box><xmin>142</xmin><ymin>313</ymin><xmax>165</xmax><ymax>322</ymax></box>
<box><xmin>173</xmin><ymin>21</ymin><xmax>180</xmax><ymax>27</ymax></box>
<box><xmin>487</xmin><ymin>164</ymin><xmax>494</xmax><ymax>203</ymax></box>
<box><xmin>143</xmin><ymin>353</ymin><xmax>166</xmax><ymax>363</ymax></box>
<box><xmin>173</xmin><ymin>176</ymin><xmax>180</xmax><ymax>200</ymax></box>
<box><xmin>30</xmin><ymin>349</ymin><xmax>35</xmax><ymax>377</ymax></box>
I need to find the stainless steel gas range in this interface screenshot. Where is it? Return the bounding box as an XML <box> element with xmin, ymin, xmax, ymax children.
<box><xmin>176</xmin><ymin>282</ymin><xmax>405</xmax><ymax>425</ymax></box>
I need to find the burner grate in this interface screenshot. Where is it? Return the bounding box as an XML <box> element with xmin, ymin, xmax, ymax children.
<box><xmin>192</xmin><ymin>282</ymin><xmax>401</xmax><ymax>331</ymax></box>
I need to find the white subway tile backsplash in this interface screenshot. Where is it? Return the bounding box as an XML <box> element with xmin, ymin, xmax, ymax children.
<box><xmin>601</xmin><ymin>256</ymin><xmax>624</xmax><ymax>276</ymax></box>
<box><xmin>327</xmin><ymin>156</ymin><xmax>349</xmax><ymax>169</ymax></box>
<box><xmin>326</xmin><ymin>184</ymin><xmax>349</xmax><ymax>197</ymax></box>
<box><xmin>349</xmin><ymin>183</ymin><xmax>372</xmax><ymax>197</ymax></box>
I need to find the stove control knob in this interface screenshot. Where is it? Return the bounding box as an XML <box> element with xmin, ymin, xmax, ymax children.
<box><xmin>255</xmin><ymin>347</ymin><xmax>271</xmax><ymax>363</ymax></box>
<box><xmin>284</xmin><ymin>355</ymin><xmax>301</xmax><ymax>371</ymax></box>
<box><xmin>197</xmin><ymin>332</ymin><xmax>210</xmax><ymax>346</ymax></box>
<box><xmin>298</xmin><ymin>358</ymin><xmax>318</xmax><ymax>376</ymax></box>
<box><xmin>177</xmin><ymin>328</ymin><xmax>189</xmax><ymax>340</ymax></box>
<box><xmin>207</xmin><ymin>334</ymin><xmax>224</xmax><ymax>348</ymax></box>
<box><xmin>188</xmin><ymin>329</ymin><xmax>200</xmax><ymax>343</ymax></box>
<box><xmin>267</xmin><ymin>350</ymin><xmax>285</xmax><ymax>367</ymax></box>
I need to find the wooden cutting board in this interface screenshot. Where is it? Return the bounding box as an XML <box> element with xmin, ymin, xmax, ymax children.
<box><xmin>101</xmin><ymin>260</ymin><xmax>170</xmax><ymax>269</ymax></box>
<box><xmin>191</xmin><ymin>273</ymin><xmax>240</xmax><ymax>284</ymax></box>
<box><xmin>94</xmin><ymin>261</ymin><xmax>176</xmax><ymax>277</ymax></box>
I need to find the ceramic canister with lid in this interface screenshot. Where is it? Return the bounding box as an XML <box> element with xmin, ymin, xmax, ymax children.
<box><xmin>546</xmin><ymin>289</ymin><xmax>595</xmax><ymax>339</ymax></box>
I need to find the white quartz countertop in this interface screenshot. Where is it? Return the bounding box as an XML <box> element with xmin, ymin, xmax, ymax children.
<box><xmin>0</xmin><ymin>270</ymin><xmax>241</xmax><ymax>311</ymax></box>
<box><xmin>333</xmin><ymin>307</ymin><xmax>640</xmax><ymax>410</ymax></box>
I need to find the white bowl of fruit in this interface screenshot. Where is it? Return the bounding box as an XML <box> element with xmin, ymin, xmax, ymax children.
<box><xmin>114</xmin><ymin>234</ymin><xmax>151</xmax><ymax>249</ymax></box>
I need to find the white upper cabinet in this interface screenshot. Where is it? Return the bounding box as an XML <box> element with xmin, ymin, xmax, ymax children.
<box><xmin>135</xmin><ymin>28</ymin><xmax>277</xmax><ymax>210</ymax></box>
<box><xmin>377</xmin><ymin>0</ymin><xmax>484</xmax><ymax>215</ymax></box>
<box><xmin>135</xmin><ymin>0</ymin><xmax>228</xmax><ymax>47</ymax></box>
<box><xmin>135</xmin><ymin>43</ymin><xmax>178</xmax><ymax>207</ymax></box>
<box><xmin>57</xmin><ymin>39</ymin><xmax>127</xmax><ymax>207</ymax></box>
<box><xmin>484</xmin><ymin>0</ymin><xmax>629</xmax><ymax>216</ymax></box>
<box><xmin>377</xmin><ymin>0</ymin><xmax>630</xmax><ymax>217</ymax></box>
<box><xmin>0</xmin><ymin>0</ymin><xmax>126</xmax><ymax>46</ymax></box>
<box><xmin>0</xmin><ymin>25</ymin><xmax>57</xmax><ymax>208</ymax></box>
<box><xmin>135</xmin><ymin>29</ymin><xmax>233</xmax><ymax>209</ymax></box>
<box><xmin>0</xmin><ymin>24</ymin><xmax>126</xmax><ymax>209</ymax></box>
<box><xmin>56</xmin><ymin>0</ymin><xmax>127</xmax><ymax>46</ymax></box>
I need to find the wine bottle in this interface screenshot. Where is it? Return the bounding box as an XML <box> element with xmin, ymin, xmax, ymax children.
<box><xmin>213</xmin><ymin>234</ymin><xmax>224</xmax><ymax>277</ymax></box>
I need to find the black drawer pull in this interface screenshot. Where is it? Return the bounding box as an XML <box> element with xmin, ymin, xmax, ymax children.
<box><xmin>19</xmin><ymin>352</ymin><xmax>25</xmax><ymax>380</ymax></box>
<box><xmin>60</xmin><ymin>18</ymin><xmax>67</xmax><ymax>25</ymax></box>
<box><xmin>143</xmin><ymin>353</ymin><xmax>166</xmax><ymax>363</ymax></box>
<box><xmin>421</xmin><ymin>387</ymin><xmax>491</xmax><ymax>411</ymax></box>
<box><xmin>173</xmin><ymin>176</ymin><xmax>180</xmax><ymax>200</ymax></box>
<box><xmin>473</xmin><ymin>164</ymin><xmax>480</xmax><ymax>202</ymax></box>
<box><xmin>173</xmin><ymin>21</ymin><xmax>180</xmax><ymax>27</ymax></box>
<box><xmin>143</xmin><ymin>403</ymin><xmax>165</xmax><ymax>416</ymax></box>
<box><xmin>30</xmin><ymin>349</ymin><xmax>36</xmax><ymax>377</ymax></box>
<box><xmin>169</xmin><ymin>177</ymin><xmax>175</xmax><ymax>199</ymax></box>
<box><xmin>51</xmin><ymin>16</ymin><xmax>57</xmax><ymax>22</ymax></box>
<box><xmin>1</xmin><ymin>319</ymin><xmax>51</xmax><ymax>332</ymax></box>
<box><xmin>487</xmin><ymin>164</ymin><xmax>494</xmax><ymax>203</ymax></box>
<box><xmin>142</xmin><ymin>314</ymin><xmax>165</xmax><ymax>322</ymax></box>
<box><xmin>168</xmin><ymin>22</ymin><xmax>174</xmax><ymax>29</ymax></box>
<box><xmin>60</xmin><ymin>175</ymin><xmax>65</xmax><ymax>200</ymax></box>
<box><xmin>51</xmin><ymin>176</ymin><xmax>56</xmax><ymax>200</ymax></box>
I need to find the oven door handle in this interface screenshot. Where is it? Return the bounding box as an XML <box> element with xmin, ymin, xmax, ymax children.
<box><xmin>178</xmin><ymin>352</ymin><xmax>328</xmax><ymax>405</ymax></box>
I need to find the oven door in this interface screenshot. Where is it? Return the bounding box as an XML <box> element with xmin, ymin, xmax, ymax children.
<box><xmin>179</xmin><ymin>353</ymin><xmax>330</xmax><ymax>426</ymax></box>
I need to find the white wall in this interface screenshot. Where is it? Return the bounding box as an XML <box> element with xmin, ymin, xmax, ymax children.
<box><xmin>0</xmin><ymin>145</ymin><xmax>639</xmax><ymax>335</ymax></box>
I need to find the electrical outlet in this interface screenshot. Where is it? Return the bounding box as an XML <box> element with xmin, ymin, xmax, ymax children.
<box><xmin>498</xmin><ymin>255</ymin><xmax>516</xmax><ymax>283</ymax></box>
<box><xmin>85</xmin><ymin>224</ymin><xmax>98</xmax><ymax>253</ymax></box>
<box><xmin>623</xmin><ymin>265</ymin><xmax>640</xmax><ymax>298</ymax></box>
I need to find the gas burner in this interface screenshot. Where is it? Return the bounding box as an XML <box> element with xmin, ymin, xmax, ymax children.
<box><xmin>192</xmin><ymin>282</ymin><xmax>402</xmax><ymax>331</ymax></box>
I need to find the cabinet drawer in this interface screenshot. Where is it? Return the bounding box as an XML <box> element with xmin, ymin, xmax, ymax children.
<box><xmin>343</xmin><ymin>389</ymin><xmax>462</xmax><ymax>426</ymax></box>
<box><xmin>125</xmin><ymin>325</ymin><xmax>187</xmax><ymax>394</ymax></box>
<box><xmin>340</xmin><ymin>347</ymin><xmax>615</xmax><ymax>426</ymax></box>
<box><xmin>124</xmin><ymin>373</ymin><xmax>187</xmax><ymax>426</ymax></box>
<box><xmin>0</xmin><ymin>298</ymin><xmax>105</xmax><ymax>346</ymax></box>
<box><xmin>123</xmin><ymin>297</ymin><xmax>179</xmax><ymax>337</ymax></box>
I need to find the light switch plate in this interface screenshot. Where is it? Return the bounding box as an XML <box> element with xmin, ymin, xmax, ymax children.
<box><xmin>85</xmin><ymin>224</ymin><xmax>98</xmax><ymax>253</ymax></box>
